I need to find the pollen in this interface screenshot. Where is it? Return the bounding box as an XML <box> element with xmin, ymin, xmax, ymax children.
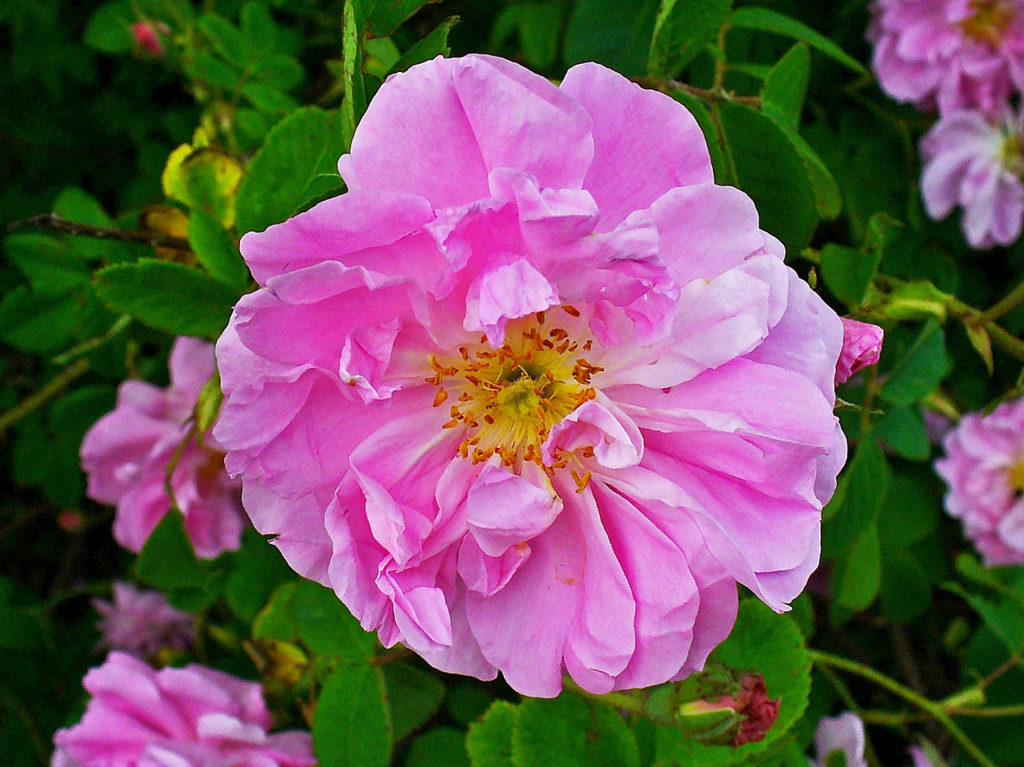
<box><xmin>428</xmin><ymin>311</ymin><xmax>600</xmax><ymax>469</ymax></box>
<box><xmin>961</xmin><ymin>0</ymin><xmax>1015</xmax><ymax>46</ymax></box>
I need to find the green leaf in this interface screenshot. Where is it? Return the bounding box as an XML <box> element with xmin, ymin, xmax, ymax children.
<box><xmin>763</xmin><ymin>115</ymin><xmax>842</xmax><ymax>221</ymax></box>
<box><xmin>715</xmin><ymin>101</ymin><xmax>817</xmax><ymax>254</ymax></box>
<box><xmin>252</xmin><ymin>53</ymin><xmax>304</xmax><ymax>90</ymax></box>
<box><xmin>875</xmin><ymin>406</ymin><xmax>931</xmax><ymax>461</ymax></box>
<box><xmin>447</xmin><ymin>680</ymin><xmax>495</xmax><ymax>727</ymax></box>
<box><xmin>467</xmin><ymin>700</ymin><xmax>520</xmax><ymax>767</ymax></box>
<box><xmin>224</xmin><ymin>531</ymin><xmax>293</xmax><ymax>623</ymax></box>
<box><xmin>93</xmin><ymin>259</ymin><xmax>238</xmax><ymax>338</ymax></box>
<box><xmin>185</xmin><ymin>50</ymin><xmax>244</xmax><ymax>90</ymax></box>
<box><xmin>383</xmin><ymin>663</ymin><xmax>446</xmax><ymax>743</ymax></box>
<box><xmin>188</xmin><ymin>210</ymin><xmax>250</xmax><ymax>290</ymax></box>
<box><xmin>728</xmin><ymin>7</ymin><xmax>867</xmax><ymax>74</ymax></box>
<box><xmin>762</xmin><ymin>43</ymin><xmax>809</xmax><ymax>129</ymax></box>
<box><xmin>135</xmin><ymin>510</ymin><xmax>206</xmax><ymax>590</ymax></box>
<box><xmin>0</xmin><ymin>287</ymin><xmax>76</xmax><ymax>354</ymax></box>
<box><xmin>84</xmin><ymin>1</ymin><xmax>134</xmax><ymax>53</ymax></box>
<box><xmin>162</xmin><ymin>146</ymin><xmax>243</xmax><ymax>228</ymax></box>
<box><xmin>254</xmin><ymin>579</ymin><xmax>377</xmax><ymax>662</ymax></box>
<box><xmin>242</xmin><ymin>1</ymin><xmax>278</xmax><ymax>49</ymax></box>
<box><xmin>656</xmin><ymin>600</ymin><xmax>812</xmax><ymax>765</ymax></box>
<box><xmin>199</xmin><ymin>13</ymin><xmax>250</xmax><ymax>65</ymax></box>
<box><xmin>564</xmin><ymin>0</ymin><xmax>660</xmax><ymax>78</ymax></box>
<box><xmin>242</xmin><ymin>81</ymin><xmax>300</xmax><ymax>114</ymax></box>
<box><xmin>947</xmin><ymin>583</ymin><xmax>1024</xmax><ymax>655</ymax></box>
<box><xmin>236</xmin><ymin>107</ymin><xmax>332</xmax><ymax>235</ymax></box>
<box><xmin>669</xmin><ymin>91</ymin><xmax>729</xmax><ymax>185</ymax></box>
<box><xmin>341</xmin><ymin>0</ymin><xmax>368</xmax><ymax>150</ymax></box>
<box><xmin>649</xmin><ymin>0</ymin><xmax>732</xmax><ymax>77</ymax></box>
<box><xmin>512</xmin><ymin>696</ymin><xmax>640</xmax><ymax>767</ymax></box>
<box><xmin>820</xmin><ymin>244</ymin><xmax>879</xmax><ymax>307</ymax></box>
<box><xmin>314</xmin><ymin>664</ymin><xmax>392</xmax><ymax>767</ymax></box>
<box><xmin>824</xmin><ymin>437</ymin><xmax>890</xmax><ymax>553</ymax></box>
<box><xmin>833</xmin><ymin>521</ymin><xmax>882</xmax><ymax>610</ymax></box>
<box><xmin>5</xmin><ymin>234</ymin><xmax>89</xmax><ymax>295</ymax></box>
<box><xmin>879</xmin><ymin>321</ymin><xmax>951</xmax><ymax>406</ymax></box>
<box><xmin>366</xmin><ymin>0</ymin><xmax>437</xmax><ymax>37</ymax></box>
<box><xmin>879</xmin><ymin>551</ymin><xmax>933</xmax><ymax>623</ymax></box>
<box><xmin>389</xmin><ymin>16</ymin><xmax>458</xmax><ymax>74</ymax></box>
<box><xmin>406</xmin><ymin>728</ymin><xmax>470</xmax><ymax>767</ymax></box>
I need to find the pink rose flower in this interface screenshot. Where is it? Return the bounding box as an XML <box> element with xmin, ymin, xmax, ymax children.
<box><xmin>868</xmin><ymin>0</ymin><xmax>1024</xmax><ymax>114</ymax></box>
<box><xmin>920</xmin><ymin>106</ymin><xmax>1024</xmax><ymax>249</ymax></box>
<box><xmin>935</xmin><ymin>398</ymin><xmax>1024</xmax><ymax>565</ymax></box>
<box><xmin>813</xmin><ymin>712</ymin><xmax>868</xmax><ymax>767</ymax></box>
<box><xmin>81</xmin><ymin>337</ymin><xmax>244</xmax><ymax>559</ymax></box>
<box><xmin>215</xmin><ymin>55</ymin><xmax>847</xmax><ymax>696</ymax></box>
<box><xmin>92</xmin><ymin>581</ymin><xmax>195</xmax><ymax>658</ymax></box>
<box><xmin>835</xmin><ymin>318</ymin><xmax>884</xmax><ymax>384</ymax></box>
<box><xmin>51</xmin><ymin>652</ymin><xmax>314</xmax><ymax>767</ymax></box>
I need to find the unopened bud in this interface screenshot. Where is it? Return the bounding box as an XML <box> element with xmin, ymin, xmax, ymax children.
<box><xmin>677</xmin><ymin>673</ymin><xmax>780</xmax><ymax>747</ymax></box>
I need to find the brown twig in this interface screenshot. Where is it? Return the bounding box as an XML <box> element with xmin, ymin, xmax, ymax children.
<box><xmin>635</xmin><ymin>77</ymin><xmax>762</xmax><ymax>108</ymax></box>
<box><xmin>6</xmin><ymin>213</ymin><xmax>192</xmax><ymax>251</ymax></box>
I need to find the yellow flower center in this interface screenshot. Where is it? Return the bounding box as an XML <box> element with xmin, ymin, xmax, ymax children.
<box><xmin>1000</xmin><ymin>132</ymin><xmax>1024</xmax><ymax>176</ymax></box>
<box><xmin>427</xmin><ymin>307</ymin><xmax>601</xmax><ymax>472</ymax></box>
<box><xmin>1007</xmin><ymin>460</ymin><xmax>1024</xmax><ymax>492</ymax></box>
<box><xmin>961</xmin><ymin>0</ymin><xmax>1015</xmax><ymax>46</ymax></box>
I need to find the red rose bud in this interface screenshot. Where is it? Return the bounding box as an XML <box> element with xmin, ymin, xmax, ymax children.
<box><xmin>728</xmin><ymin>674</ymin><xmax>780</xmax><ymax>746</ymax></box>
<box><xmin>132</xmin><ymin>21</ymin><xmax>166</xmax><ymax>57</ymax></box>
<box><xmin>678</xmin><ymin>673</ymin><xmax>780</xmax><ymax>747</ymax></box>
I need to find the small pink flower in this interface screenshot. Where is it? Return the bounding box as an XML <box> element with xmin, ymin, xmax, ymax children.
<box><xmin>92</xmin><ymin>581</ymin><xmax>195</xmax><ymax>658</ymax></box>
<box><xmin>813</xmin><ymin>712</ymin><xmax>868</xmax><ymax>767</ymax></box>
<box><xmin>52</xmin><ymin>652</ymin><xmax>315</xmax><ymax>767</ymax></box>
<box><xmin>920</xmin><ymin>106</ymin><xmax>1024</xmax><ymax>249</ymax></box>
<box><xmin>869</xmin><ymin>0</ymin><xmax>1024</xmax><ymax>114</ymax></box>
<box><xmin>132</xmin><ymin>21</ymin><xmax>165</xmax><ymax>57</ymax></box>
<box><xmin>835</xmin><ymin>319</ymin><xmax>884</xmax><ymax>384</ymax></box>
<box><xmin>80</xmin><ymin>337</ymin><xmax>245</xmax><ymax>559</ymax></box>
<box><xmin>935</xmin><ymin>398</ymin><xmax>1024</xmax><ymax>565</ymax></box>
<box><xmin>215</xmin><ymin>55</ymin><xmax>848</xmax><ymax>696</ymax></box>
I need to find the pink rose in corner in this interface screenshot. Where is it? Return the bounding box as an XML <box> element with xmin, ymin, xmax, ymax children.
<box><xmin>835</xmin><ymin>318</ymin><xmax>884</xmax><ymax>384</ymax></box>
<box><xmin>936</xmin><ymin>398</ymin><xmax>1024</xmax><ymax>565</ymax></box>
<box><xmin>92</xmin><ymin>581</ymin><xmax>195</xmax><ymax>659</ymax></box>
<box><xmin>869</xmin><ymin>0</ymin><xmax>1024</xmax><ymax>114</ymax></box>
<box><xmin>51</xmin><ymin>652</ymin><xmax>315</xmax><ymax>767</ymax></box>
<box><xmin>920</xmin><ymin>106</ymin><xmax>1024</xmax><ymax>249</ymax></box>
<box><xmin>215</xmin><ymin>55</ymin><xmax>849</xmax><ymax>696</ymax></box>
<box><xmin>80</xmin><ymin>337</ymin><xmax>245</xmax><ymax>559</ymax></box>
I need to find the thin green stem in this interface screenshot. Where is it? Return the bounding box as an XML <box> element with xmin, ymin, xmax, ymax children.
<box><xmin>810</xmin><ymin>650</ymin><xmax>999</xmax><ymax>767</ymax></box>
<box><xmin>815</xmin><ymin>664</ymin><xmax>884</xmax><ymax>767</ymax></box>
<box><xmin>0</xmin><ymin>358</ymin><xmax>89</xmax><ymax>433</ymax></box>
<box><xmin>945</xmin><ymin>703</ymin><xmax>1024</xmax><ymax>718</ymax></box>
<box><xmin>977</xmin><ymin>279</ymin><xmax>1024</xmax><ymax>323</ymax></box>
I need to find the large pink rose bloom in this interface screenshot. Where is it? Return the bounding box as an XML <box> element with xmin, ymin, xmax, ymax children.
<box><xmin>869</xmin><ymin>0</ymin><xmax>1024</xmax><ymax>113</ymax></box>
<box><xmin>920</xmin><ymin>106</ymin><xmax>1024</xmax><ymax>248</ymax></box>
<box><xmin>51</xmin><ymin>652</ymin><xmax>314</xmax><ymax>767</ymax></box>
<box><xmin>215</xmin><ymin>55</ymin><xmax>847</xmax><ymax>696</ymax></box>
<box><xmin>936</xmin><ymin>399</ymin><xmax>1024</xmax><ymax>565</ymax></box>
<box><xmin>81</xmin><ymin>337</ymin><xmax>244</xmax><ymax>559</ymax></box>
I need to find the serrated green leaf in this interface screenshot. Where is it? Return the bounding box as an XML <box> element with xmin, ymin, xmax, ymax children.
<box><xmin>820</xmin><ymin>244</ymin><xmax>879</xmax><ymax>307</ymax></box>
<box><xmin>389</xmin><ymin>16</ymin><xmax>458</xmax><ymax>75</ymax></box>
<box><xmin>875</xmin><ymin>405</ymin><xmax>931</xmax><ymax>461</ymax></box>
<box><xmin>5</xmin><ymin>234</ymin><xmax>89</xmax><ymax>295</ymax></box>
<box><xmin>383</xmin><ymin>663</ymin><xmax>446</xmax><ymax>743</ymax></box>
<box><xmin>728</xmin><ymin>7</ymin><xmax>866</xmax><ymax>74</ymax></box>
<box><xmin>406</xmin><ymin>727</ymin><xmax>470</xmax><ymax>767</ymax></box>
<box><xmin>467</xmin><ymin>701</ymin><xmax>520</xmax><ymax>767</ymax></box>
<box><xmin>199</xmin><ymin>13</ymin><xmax>250</xmax><ymax>65</ymax></box>
<box><xmin>235</xmin><ymin>107</ymin><xmax>332</xmax><ymax>235</ymax></box>
<box><xmin>84</xmin><ymin>1</ymin><xmax>134</xmax><ymax>53</ymax></box>
<box><xmin>314</xmin><ymin>664</ymin><xmax>392</xmax><ymax>767</ymax></box>
<box><xmin>649</xmin><ymin>0</ymin><xmax>731</xmax><ymax>77</ymax></box>
<box><xmin>656</xmin><ymin>601</ymin><xmax>812</xmax><ymax>765</ymax></box>
<box><xmin>512</xmin><ymin>695</ymin><xmax>640</xmax><ymax>767</ymax></box>
<box><xmin>879</xmin><ymin>321</ymin><xmax>951</xmax><ymax>406</ymax></box>
<box><xmin>188</xmin><ymin>210</ymin><xmax>250</xmax><ymax>290</ymax></box>
<box><xmin>366</xmin><ymin>0</ymin><xmax>437</xmax><ymax>37</ymax></box>
<box><xmin>762</xmin><ymin>43</ymin><xmax>809</xmax><ymax>129</ymax></box>
<box><xmin>564</xmin><ymin>0</ymin><xmax>660</xmax><ymax>78</ymax></box>
<box><xmin>715</xmin><ymin>101</ymin><xmax>817</xmax><ymax>254</ymax></box>
<box><xmin>834</xmin><ymin>521</ymin><xmax>882</xmax><ymax>610</ymax></box>
<box><xmin>135</xmin><ymin>510</ymin><xmax>206</xmax><ymax>590</ymax></box>
<box><xmin>93</xmin><ymin>259</ymin><xmax>238</xmax><ymax>338</ymax></box>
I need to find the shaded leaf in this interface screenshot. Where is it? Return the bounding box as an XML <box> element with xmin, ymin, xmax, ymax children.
<box><xmin>314</xmin><ymin>664</ymin><xmax>392</xmax><ymax>767</ymax></box>
<box><xmin>729</xmin><ymin>7</ymin><xmax>867</xmax><ymax>74</ymax></box>
<box><xmin>649</xmin><ymin>0</ymin><xmax>732</xmax><ymax>77</ymax></box>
